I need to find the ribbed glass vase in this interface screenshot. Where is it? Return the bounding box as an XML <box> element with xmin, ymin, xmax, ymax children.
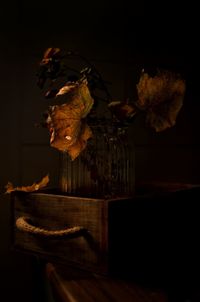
<box><xmin>58</xmin><ymin>126</ymin><xmax>135</xmax><ymax>198</ymax></box>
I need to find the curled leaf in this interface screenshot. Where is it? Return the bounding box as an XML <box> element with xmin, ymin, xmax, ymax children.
<box><xmin>37</xmin><ymin>48</ymin><xmax>62</xmax><ymax>89</ymax></box>
<box><xmin>67</xmin><ymin>124</ymin><xmax>92</xmax><ymax>160</ymax></box>
<box><xmin>136</xmin><ymin>70</ymin><xmax>186</xmax><ymax>131</ymax></box>
<box><xmin>56</xmin><ymin>82</ymin><xmax>77</xmax><ymax>96</ymax></box>
<box><xmin>5</xmin><ymin>175</ymin><xmax>49</xmax><ymax>194</ymax></box>
<box><xmin>108</xmin><ymin>100</ymin><xmax>137</xmax><ymax>121</ymax></box>
<box><xmin>40</xmin><ymin>47</ymin><xmax>61</xmax><ymax>65</ymax></box>
<box><xmin>46</xmin><ymin>79</ymin><xmax>94</xmax><ymax>159</ymax></box>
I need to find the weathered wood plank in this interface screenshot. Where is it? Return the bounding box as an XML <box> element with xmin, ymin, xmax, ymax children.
<box><xmin>12</xmin><ymin>191</ymin><xmax>131</xmax><ymax>273</ymax></box>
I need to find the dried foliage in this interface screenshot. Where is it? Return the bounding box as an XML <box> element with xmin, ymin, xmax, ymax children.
<box><xmin>45</xmin><ymin>79</ymin><xmax>94</xmax><ymax>160</ymax></box>
<box><xmin>37</xmin><ymin>48</ymin><xmax>186</xmax><ymax>155</ymax></box>
<box><xmin>37</xmin><ymin>48</ymin><xmax>62</xmax><ymax>89</ymax></box>
<box><xmin>5</xmin><ymin>49</ymin><xmax>187</xmax><ymax>196</ymax></box>
<box><xmin>136</xmin><ymin>70</ymin><xmax>186</xmax><ymax>132</ymax></box>
<box><xmin>108</xmin><ymin>101</ymin><xmax>137</xmax><ymax>121</ymax></box>
<box><xmin>5</xmin><ymin>175</ymin><xmax>49</xmax><ymax>194</ymax></box>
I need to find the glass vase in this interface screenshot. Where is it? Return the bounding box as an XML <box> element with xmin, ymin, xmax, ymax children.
<box><xmin>58</xmin><ymin>126</ymin><xmax>135</xmax><ymax>198</ymax></box>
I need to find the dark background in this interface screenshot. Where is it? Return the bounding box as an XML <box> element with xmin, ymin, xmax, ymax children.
<box><xmin>0</xmin><ymin>1</ymin><xmax>200</xmax><ymax>301</ymax></box>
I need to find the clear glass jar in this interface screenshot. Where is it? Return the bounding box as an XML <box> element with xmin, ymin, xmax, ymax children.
<box><xmin>58</xmin><ymin>126</ymin><xmax>135</xmax><ymax>198</ymax></box>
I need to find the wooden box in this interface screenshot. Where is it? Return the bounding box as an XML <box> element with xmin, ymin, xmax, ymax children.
<box><xmin>11</xmin><ymin>190</ymin><xmax>135</xmax><ymax>274</ymax></box>
<box><xmin>11</xmin><ymin>185</ymin><xmax>200</xmax><ymax>279</ymax></box>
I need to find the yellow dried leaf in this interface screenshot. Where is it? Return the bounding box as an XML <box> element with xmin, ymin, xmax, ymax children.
<box><xmin>5</xmin><ymin>175</ymin><xmax>49</xmax><ymax>194</ymax></box>
<box><xmin>46</xmin><ymin>79</ymin><xmax>94</xmax><ymax>159</ymax></box>
<box><xmin>56</xmin><ymin>82</ymin><xmax>77</xmax><ymax>96</ymax></box>
<box><xmin>67</xmin><ymin>124</ymin><xmax>92</xmax><ymax>160</ymax></box>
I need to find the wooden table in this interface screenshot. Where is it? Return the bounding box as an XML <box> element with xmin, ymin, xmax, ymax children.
<box><xmin>46</xmin><ymin>263</ymin><xmax>168</xmax><ymax>302</ymax></box>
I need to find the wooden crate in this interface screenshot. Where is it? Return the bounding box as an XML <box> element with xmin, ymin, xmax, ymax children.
<box><xmin>11</xmin><ymin>190</ymin><xmax>135</xmax><ymax>274</ymax></box>
<box><xmin>11</xmin><ymin>185</ymin><xmax>200</xmax><ymax>280</ymax></box>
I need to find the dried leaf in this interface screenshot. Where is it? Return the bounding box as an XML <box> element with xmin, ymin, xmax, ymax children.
<box><xmin>108</xmin><ymin>101</ymin><xmax>137</xmax><ymax>121</ymax></box>
<box><xmin>45</xmin><ymin>88</ymin><xmax>59</xmax><ymax>98</ymax></box>
<box><xmin>40</xmin><ymin>47</ymin><xmax>61</xmax><ymax>65</ymax></box>
<box><xmin>5</xmin><ymin>175</ymin><xmax>49</xmax><ymax>194</ymax></box>
<box><xmin>136</xmin><ymin>70</ymin><xmax>186</xmax><ymax>131</ymax></box>
<box><xmin>67</xmin><ymin>124</ymin><xmax>92</xmax><ymax>160</ymax></box>
<box><xmin>146</xmin><ymin>94</ymin><xmax>184</xmax><ymax>132</ymax></box>
<box><xmin>78</xmin><ymin>79</ymin><xmax>95</xmax><ymax>118</ymax></box>
<box><xmin>37</xmin><ymin>48</ymin><xmax>62</xmax><ymax>89</ymax></box>
<box><xmin>56</xmin><ymin>82</ymin><xmax>77</xmax><ymax>96</ymax></box>
<box><xmin>46</xmin><ymin>79</ymin><xmax>94</xmax><ymax>159</ymax></box>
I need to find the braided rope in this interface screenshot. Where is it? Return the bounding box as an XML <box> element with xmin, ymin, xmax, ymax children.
<box><xmin>16</xmin><ymin>216</ymin><xmax>84</xmax><ymax>237</ymax></box>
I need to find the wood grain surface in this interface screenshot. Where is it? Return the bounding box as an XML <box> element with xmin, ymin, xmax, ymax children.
<box><xmin>46</xmin><ymin>263</ymin><xmax>168</xmax><ymax>302</ymax></box>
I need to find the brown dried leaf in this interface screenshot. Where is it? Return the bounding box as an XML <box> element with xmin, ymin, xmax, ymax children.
<box><xmin>136</xmin><ymin>70</ymin><xmax>186</xmax><ymax>131</ymax></box>
<box><xmin>46</xmin><ymin>80</ymin><xmax>94</xmax><ymax>159</ymax></box>
<box><xmin>40</xmin><ymin>47</ymin><xmax>61</xmax><ymax>65</ymax></box>
<box><xmin>78</xmin><ymin>79</ymin><xmax>95</xmax><ymax>117</ymax></box>
<box><xmin>5</xmin><ymin>175</ymin><xmax>49</xmax><ymax>194</ymax></box>
<box><xmin>108</xmin><ymin>101</ymin><xmax>137</xmax><ymax>121</ymax></box>
<box><xmin>146</xmin><ymin>94</ymin><xmax>184</xmax><ymax>132</ymax></box>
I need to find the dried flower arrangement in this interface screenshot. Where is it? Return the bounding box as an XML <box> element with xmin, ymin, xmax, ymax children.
<box><xmin>5</xmin><ymin>47</ymin><xmax>186</xmax><ymax>194</ymax></box>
